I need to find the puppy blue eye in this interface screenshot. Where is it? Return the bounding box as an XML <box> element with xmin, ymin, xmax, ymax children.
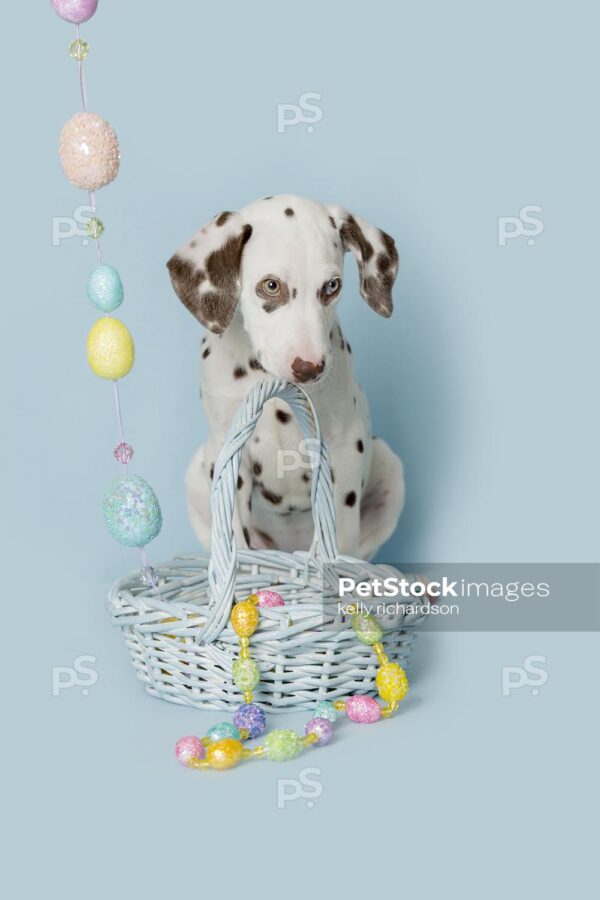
<box><xmin>325</xmin><ymin>278</ymin><xmax>340</xmax><ymax>295</ymax></box>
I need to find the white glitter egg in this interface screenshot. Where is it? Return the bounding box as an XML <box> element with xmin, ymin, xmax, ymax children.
<box><xmin>58</xmin><ymin>112</ymin><xmax>120</xmax><ymax>191</ymax></box>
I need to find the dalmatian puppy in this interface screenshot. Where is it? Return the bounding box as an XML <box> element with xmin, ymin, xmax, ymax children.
<box><xmin>167</xmin><ymin>194</ymin><xmax>405</xmax><ymax>559</ymax></box>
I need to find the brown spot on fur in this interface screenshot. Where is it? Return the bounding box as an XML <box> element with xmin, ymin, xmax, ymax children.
<box><xmin>356</xmin><ymin>439</ymin><xmax>364</xmax><ymax>452</ymax></box>
<box><xmin>380</xmin><ymin>229</ymin><xmax>397</xmax><ymax>260</ymax></box>
<box><xmin>337</xmin><ymin>218</ymin><xmax>397</xmax><ymax>317</ymax></box>
<box><xmin>215</xmin><ymin>211</ymin><xmax>232</xmax><ymax>226</ymax></box>
<box><xmin>249</xmin><ymin>358</ymin><xmax>265</xmax><ymax>371</ymax></box>
<box><xmin>261</xmin><ymin>487</ymin><xmax>282</xmax><ymax>505</ymax></box>
<box><xmin>276</xmin><ymin>409</ymin><xmax>291</xmax><ymax>424</ymax></box>
<box><xmin>340</xmin><ymin>215</ymin><xmax>373</xmax><ymax>263</ymax></box>
<box><xmin>168</xmin><ymin>224</ymin><xmax>252</xmax><ymax>333</ymax></box>
<box><xmin>362</xmin><ymin>276</ymin><xmax>393</xmax><ymax>317</ymax></box>
<box><xmin>292</xmin><ymin>288</ymin><xmax>297</xmax><ymax>298</ymax></box>
<box><xmin>202</xmin><ymin>345</ymin><xmax>211</xmax><ymax>359</ymax></box>
<box><xmin>329</xmin><ymin>215</ymin><xmax>337</xmax><ymax>229</ymax></box>
<box><xmin>233</xmin><ymin>365</ymin><xmax>247</xmax><ymax>378</ymax></box>
<box><xmin>167</xmin><ymin>254</ymin><xmax>206</xmax><ymax>311</ymax></box>
<box><xmin>302</xmin><ymin>471</ymin><xmax>311</xmax><ymax>482</ymax></box>
<box><xmin>243</xmin><ymin>526</ymin><xmax>251</xmax><ymax>546</ymax></box>
<box><xmin>284</xmin><ymin>208</ymin><xmax>294</xmax><ymax>217</ymax></box>
<box><xmin>209</xmin><ymin>463</ymin><xmax>214</xmax><ymax>480</ymax></box>
<box><xmin>345</xmin><ymin>490</ymin><xmax>357</xmax><ymax>507</ymax></box>
<box><xmin>318</xmin><ymin>281</ymin><xmax>340</xmax><ymax>305</ymax></box>
<box><xmin>237</xmin><ymin>475</ymin><xmax>244</xmax><ymax>489</ymax></box>
<box><xmin>256</xmin><ymin>278</ymin><xmax>290</xmax><ymax>313</ymax></box>
<box><xmin>190</xmin><ymin>240</ymin><xmax>197</xmax><ymax>248</ymax></box>
<box><xmin>253</xmin><ymin>462</ymin><xmax>262</xmax><ymax>476</ymax></box>
<box><xmin>256</xmin><ymin>528</ymin><xmax>276</xmax><ymax>549</ymax></box>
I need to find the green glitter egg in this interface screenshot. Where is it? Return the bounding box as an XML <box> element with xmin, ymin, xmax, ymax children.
<box><xmin>232</xmin><ymin>658</ymin><xmax>260</xmax><ymax>692</ymax></box>
<box><xmin>351</xmin><ymin>610</ymin><xmax>383</xmax><ymax>645</ymax></box>
<box><xmin>264</xmin><ymin>730</ymin><xmax>303</xmax><ymax>762</ymax></box>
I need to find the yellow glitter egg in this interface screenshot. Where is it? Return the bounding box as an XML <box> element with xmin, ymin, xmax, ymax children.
<box><xmin>206</xmin><ymin>738</ymin><xmax>244</xmax><ymax>770</ymax></box>
<box><xmin>375</xmin><ymin>662</ymin><xmax>410</xmax><ymax>703</ymax></box>
<box><xmin>86</xmin><ymin>317</ymin><xmax>134</xmax><ymax>380</ymax></box>
<box><xmin>231</xmin><ymin>600</ymin><xmax>259</xmax><ymax>637</ymax></box>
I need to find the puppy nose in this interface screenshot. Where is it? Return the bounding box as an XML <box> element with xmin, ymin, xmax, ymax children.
<box><xmin>291</xmin><ymin>357</ymin><xmax>325</xmax><ymax>383</ymax></box>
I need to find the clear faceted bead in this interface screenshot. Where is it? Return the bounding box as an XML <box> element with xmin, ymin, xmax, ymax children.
<box><xmin>140</xmin><ymin>566</ymin><xmax>158</xmax><ymax>588</ymax></box>
<box><xmin>85</xmin><ymin>217</ymin><xmax>104</xmax><ymax>239</ymax></box>
<box><xmin>69</xmin><ymin>39</ymin><xmax>90</xmax><ymax>61</ymax></box>
<box><xmin>113</xmin><ymin>442</ymin><xmax>134</xmax><ymax>464</ymax></box>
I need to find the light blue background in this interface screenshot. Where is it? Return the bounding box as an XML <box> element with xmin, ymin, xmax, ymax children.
<box><xmin>1</xmin><ymin>1</ymin><xmax>598</xmax><ymax>897</ymax></box>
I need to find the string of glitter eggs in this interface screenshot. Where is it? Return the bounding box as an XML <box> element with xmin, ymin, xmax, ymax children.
<box><xmin>176</xmin><ymin>591</ymin><xmax>410</xmax><ymax>770</ymax></box>
<box><xmin>52</xmin><ymin>0</ymin><xmax>162</xmax><ymax>587</ymax></box>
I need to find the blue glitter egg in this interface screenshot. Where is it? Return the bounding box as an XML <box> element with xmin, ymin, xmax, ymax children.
<box><xmin>233</xmin><ymin>703</ymin><xmax>266</xmax><ymax>739</ymax></box>
<box><xmin>207</xmin><ymin>722</ymin><xmax>240</xmax><ymax>742</ymax></box>
<box><xmin>87</xmin><ymin>264</ymin><xmax>124</xmax><ymax>312</ymax></box>
<box><xmin>314</xmin><ymin>700</ymin><xmax>338</xmax><ymax>723</ymax></box>
<box><xmin>103</xmin><ymin>475</ymin><xmax>162</xmax><ymax>547</ymax></box>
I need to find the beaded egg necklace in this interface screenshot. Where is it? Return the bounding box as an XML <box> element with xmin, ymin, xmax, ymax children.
<box><xmin>175</xmin><ymin>589</ymin><xmax>410</xmax><ymax>771</ymax></box>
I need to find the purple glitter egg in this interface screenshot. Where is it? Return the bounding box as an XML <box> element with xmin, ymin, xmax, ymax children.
<box><xmin>305</xmin><ymin>717</ymin><xmax>334</xmax><ymax>746</ymax></box>
<box><xmin>255</xmin><ymin>589</ymin><xmax>285</xmax><ymax>608</ymax></box>
<box><xmin>50</xmin><ymin>0</ymin><xmax>98</xmax><ymax>24</ymax></box>
<box><xmin>345</xmin><ymin>695</ymin><xmax>382</xmax><ymax>724</ymax></box>
<box><xmin>175</xmin><ymin>735</ymin><xmax>205</xmax><ymax>767</ymax></box>
<box><xmin>233</xmin><ymin>702</ymin><xmax>266</xmax><ymax>739</ymax></box>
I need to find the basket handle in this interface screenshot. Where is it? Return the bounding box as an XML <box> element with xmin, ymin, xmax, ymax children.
<box><xmin>201</xmin><ymin>378</ymin><xmax>338</xmax><ymax>643</ymax></box>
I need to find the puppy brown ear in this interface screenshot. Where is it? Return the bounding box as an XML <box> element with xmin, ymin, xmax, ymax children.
<box><xmin>327</xmin><ymin>206</ymin><xmax>399</xmax><ymax>317</ymax></box>
<box><xmin>167</xmin><ymin>211</ymin><xmax>253</xmax><ymax>334</ymax></box>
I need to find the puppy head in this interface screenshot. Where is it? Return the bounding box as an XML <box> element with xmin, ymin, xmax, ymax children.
<box><xmin>167</xmin><ymin>195</ymin><xmax>398</xmax><ymax>383</ymax></box>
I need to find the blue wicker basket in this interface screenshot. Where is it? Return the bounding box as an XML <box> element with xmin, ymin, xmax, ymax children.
<box><xmin>107</xmin><ymin>379</ymin><xmax>425</xmax><ymax>711</ymax></box>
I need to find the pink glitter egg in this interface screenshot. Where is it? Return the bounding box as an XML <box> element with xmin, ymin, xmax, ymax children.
<box><xmin>255</xmin><ymin>589</ymin><xmax>285</xmax><ymax>608</ymax></box>
<box><xmin>175</xmin><ymin>736</ymin><xmax>205</xmax><ymax>767</ymax></box>
<box><xmin>50</xmin><ymin>0</ymin><xmax>98</xmax><ymax>24</ymax></box>
<box><xmin>59</xmin><ymin>112</ymin><xmax>120</xmax><ymax>191</ymax></box>
<box><xmin>345</xmin><ymin>695</ymin><xmax>382</xmax><ymax>724</ymax></box>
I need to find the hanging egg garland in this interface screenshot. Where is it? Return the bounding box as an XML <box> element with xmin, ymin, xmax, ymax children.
<box><xmin>50</xmin><ymin>0</ymin><xmax>98</xmax><ymax>24</ymax></box>
<box><xmin>51</xmin><ymin>1</ymin><xmax>415</xmax><ymax>776</ymax></box>
<box><xmin>59</xmin><ymin>112</ymin><xmax>120</xmax><ymax>191</ymax></box>
<box><xmin>53</xmin><ymin>4</ymin><xmax>162</xmax><ymax>575</ymax></box>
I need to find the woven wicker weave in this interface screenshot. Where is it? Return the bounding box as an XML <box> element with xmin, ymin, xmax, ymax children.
<box><xmin>107</xmin><ymin>379</ymin><xmax>426</xmax><ymax>712</ymax></box>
